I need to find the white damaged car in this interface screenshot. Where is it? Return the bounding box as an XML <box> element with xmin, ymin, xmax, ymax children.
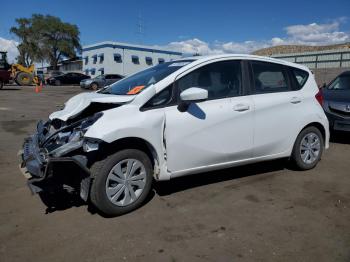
<box><xmin>19</xmin><ymin>55</ymin><xmax>329</xmax><ymax>216</ymax></box>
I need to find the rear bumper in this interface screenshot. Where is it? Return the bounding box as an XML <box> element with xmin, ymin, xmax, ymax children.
<box><xmin>325</xmin><ymin>112</ymin><xmax>350</xmax><ymax>131</ymax></box>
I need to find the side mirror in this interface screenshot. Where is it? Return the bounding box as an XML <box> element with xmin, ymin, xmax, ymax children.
<box><xmin>180</xmin><ymin>87</ymin><xmax>208</xmax><ymax>102</ymax></box>
<box><xmin>178</xmin><ymin>87</ymin><xmax>208</xmax><ymax>112</ymax></box>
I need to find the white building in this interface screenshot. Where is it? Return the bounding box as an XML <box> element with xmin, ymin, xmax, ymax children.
<box><xmin>82</xmin><ymin>41</ymin><xmax>183</xmax><ymax>77</ymax></box>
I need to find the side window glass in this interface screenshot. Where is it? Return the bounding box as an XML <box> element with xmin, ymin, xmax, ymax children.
<box><xmin>292</xmin><ymin>68</ymin><xmax>309</xmax><ymax>90</ymax></box>
<box><xmin>176</xmin><ymin>60</ymin><xmax>242</xmax><ymax>100</ymax></box>
<box><xmin>251</xmin><ymin>61</ymin><xmax>290</xmax><ymax>94</ymax></box>
<box><xmin>328</xmin><ymin>78</ymin><xmax>342</xmax><ymax>90</ymax></box>
<box><xmin>143</xmin><ymin>86</ymin><xmax>173</xmax><ymax>109</ymax></box>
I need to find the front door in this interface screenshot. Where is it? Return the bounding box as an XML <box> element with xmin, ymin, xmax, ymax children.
<box><xmin>164</xmin><ymin>60</ymin><xmax>254</xmax><ymax>173</ymax></box>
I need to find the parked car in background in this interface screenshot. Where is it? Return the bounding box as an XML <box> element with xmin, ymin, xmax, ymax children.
<box><xmin>80</xmin><ymin>74</ymin><xmax>123</xmax><ymax>90</ymax></box>
<box><xmin>19</xmin><ymin>55</ymin><xmax>329</xmax><ymax>216</ymax></box>
<box><xmin>44</xmin><ymin>71</ymin><xmax>64</xmax><ymax>84</ymax></box>
<box><xmin>47</xmin><ymin>72</ymin><xmax>90</xmax><ymax>86</ymax></box>
<box><xmin>322</xmin><ymin>71</ymin><xmax>350</xmax><ymax>131</ymax></box>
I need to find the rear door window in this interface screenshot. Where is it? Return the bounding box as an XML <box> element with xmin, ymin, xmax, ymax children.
<box><xmin>251</xmin><ymin>61</ymin><xmax>291</xmax><ymax>94</ymax></box>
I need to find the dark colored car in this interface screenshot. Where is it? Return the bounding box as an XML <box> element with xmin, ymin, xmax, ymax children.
<box><xmin>44</xmin><ymin>71</ymin><xmax>64</xmax><ymax>84</ymax></box>
<box><xmin>80</xmin><ymin>74</ymin><xmax>123</xmax><ymax>90</ymax></box>
<box><xmin>322</xmin><ymin>71</ymin><xmax>350</xmax><ymax>131</ymax></box>
<box><xmin>47</xmin><ymin>72</ymin><xmax>90</xmax><ymax>86</ymax></box>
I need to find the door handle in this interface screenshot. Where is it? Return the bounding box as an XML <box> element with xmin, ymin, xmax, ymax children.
<box><xmin>290</xmin><ymin>97</ymin><xmax>302</xmax><ymax>104</ymax></box>
<box><xmin>233</xmin><ymin>104</ymin><xmax>250</xmax><ymax>112</ymax></box>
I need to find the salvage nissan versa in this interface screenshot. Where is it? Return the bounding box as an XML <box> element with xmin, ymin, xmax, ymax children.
<box><xmin>19</xmin><ymin>54</ymin><xmax>329</xmax><ymax>216</ymax></box>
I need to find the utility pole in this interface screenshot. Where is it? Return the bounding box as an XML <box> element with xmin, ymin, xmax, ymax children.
<box><xmin>136</xmin><ymin>12</ymin><xmax>145</xmax><ymax>45</ymax></box>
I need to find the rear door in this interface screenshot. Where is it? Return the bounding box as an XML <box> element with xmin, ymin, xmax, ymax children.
<box><xmin>163</xmin><ymin>60</ymin><xmax>254</xmax><ymax>173</ymax></box>
<box><xmin>248</xmin><ymin>60</ymin><xmax>304</xmax><ymax>157</ymax></box>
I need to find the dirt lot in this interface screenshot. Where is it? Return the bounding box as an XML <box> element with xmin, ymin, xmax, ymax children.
<box><xmin>0</xmin><ymin>85</ymin><xmax>349</xmax><ymax>262</ymax></box>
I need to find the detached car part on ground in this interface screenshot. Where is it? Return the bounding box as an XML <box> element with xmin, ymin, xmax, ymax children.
<box><xmin>322</xmin><ymin>71</ymin><xmax>350</xmax><ymax>132</ymax></box>
<box><xmin>19</xmin><ymin>55</ymin><xmax>330</xmax><ymax>216</ymax></box>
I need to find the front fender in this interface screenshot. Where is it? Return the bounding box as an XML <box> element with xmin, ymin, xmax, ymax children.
<box><xmin>85</xmin><ymin>105</ymin><xmax>170</xmax><ymax>180</ymax></box>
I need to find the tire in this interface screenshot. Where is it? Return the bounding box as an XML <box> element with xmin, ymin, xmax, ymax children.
<box><xmin>55</xmin><ymin>80</ymin><xmax>61</xmax><ymax>86</ymax></box>
<box><xmin>0</xmin><ymin>80</ymin><xmax>3</xmax><ymax>89</ymax></box>
<box><xmin>90</xmin><ymin>83</ymin><xmax>98</xmax><ymax>90</ymax></box>
<box><xmin>290</xmin><ymin>126</ymin><xmax>324</xmax><ymax>170</ymax></box>
<box><xmin>15</xmin><ymin>72</ymin><xmax>33</xmax><ymax>86</ymax></box>
<box><xmin>90</xmin><ymin>149</ymin><xmax>153</xmax><ymax>216</ymax></box>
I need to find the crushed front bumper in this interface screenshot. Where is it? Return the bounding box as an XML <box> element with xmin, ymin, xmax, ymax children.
<box><xmin>19</xmin><ymin>129</ymin><xmax>91</xmax><ymax>201</ymax></box>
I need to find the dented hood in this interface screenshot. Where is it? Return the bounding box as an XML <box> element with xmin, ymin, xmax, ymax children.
<box><xmin>49</xmin><ymin>92</ymin><xmax>135</xmax><ymax>121</ymax></box>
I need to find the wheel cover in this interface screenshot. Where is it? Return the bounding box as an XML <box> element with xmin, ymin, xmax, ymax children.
<box><xmin>299</xmin><ymin>132</ymin><xmax>321</xmax><ymax>164</ymax></box>
<box><xmin>105</xmin><ymin>159</ymin><xmax>147</xmax><ymax>206</ymax></box>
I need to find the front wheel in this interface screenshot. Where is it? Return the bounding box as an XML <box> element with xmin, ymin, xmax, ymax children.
<box><xmin>55</xmin><ymin>80</ymin><xmax>61</xmax><ymax>86</ymax></box>
<box><xmin>0</xmin><ymin>80</ymin><xmax>3</xmax><ymax>89</ymax></box>
<box><xmin>90</xmin><ymin>149</ymin><xmax>153</xmax><ymax>216</ymax></box>
<box><xmin>290</xmin><ymin>126</ymin><xmax>324</xmax><ymax>170</ymax></box>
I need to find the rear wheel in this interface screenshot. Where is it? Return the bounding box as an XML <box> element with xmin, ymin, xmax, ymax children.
<box><xmin>0</xmin><ymin>80</ymin><xmax>3</xmax><ymax>89</ymax></box>
<box><xmin>290</xmin><ymin>126</ymin><xmax>324</xmax><ymax>170</ymax></box>
<box><xmin>90</xmin><ymin>149</ymin><xmax>153</xmax><ymax>216</ymax></box>
<box><xmin>15</xmin><ymin>72</ymin><xmax>33</xmax><ymax>86</ymax></box>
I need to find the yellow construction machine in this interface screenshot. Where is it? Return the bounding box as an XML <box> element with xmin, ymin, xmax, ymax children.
<box><xmin>1</xmin><ymin>51</ymin><xmax>40</xmax><ymax>86</ymax></box>
<box><xmin>11</xmin><ymin>63</ymin><xmax>40</xmax><ymax>86</ymax></box>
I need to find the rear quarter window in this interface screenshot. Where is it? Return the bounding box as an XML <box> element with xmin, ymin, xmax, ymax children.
<box><xmin>291</xmin><ymin>68</ymin><xmax>309</xmax><ymax>90</ymax></box>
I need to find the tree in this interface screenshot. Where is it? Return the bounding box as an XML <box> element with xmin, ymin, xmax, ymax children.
<box><xmin>32</xmin><ymin>14</ymin><xmax>81</xmax><ymax>69</ymax></box>
<box><xmin>10</xmin><ymin>14</ymin><xmax>81</xmax><ymax>68</ymax></box>
<box><xmin>10</xmin><ymin>18</ymin><xmax>40</xmax><ymax>66</ymax></box>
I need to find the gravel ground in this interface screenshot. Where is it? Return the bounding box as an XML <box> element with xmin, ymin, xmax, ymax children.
<box><xmin>0</xmin><ymin>85</ymin><xmax>349</xmax><ymax>262</ymax></box>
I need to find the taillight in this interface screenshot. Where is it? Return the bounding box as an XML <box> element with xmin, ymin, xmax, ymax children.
<box><xmin>315</xmin><ymin>89</ymin><xmax>323</xmax><ymax>106</ymax></box>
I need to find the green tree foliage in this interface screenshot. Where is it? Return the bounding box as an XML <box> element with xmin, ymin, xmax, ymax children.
<box><xmin>10</xmin><ymin>14</ymin><xmax>81</xmax><ymax>68</ymax></box>
<box><xmin>10</xmin><ymin>18</ymin><xmax>39</xmax><ymax>66</ymax></box>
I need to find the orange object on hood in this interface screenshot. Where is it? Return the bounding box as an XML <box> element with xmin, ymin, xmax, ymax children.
<box><xmin>127</xmin><ymin>85</ymin><xmax>145</xmax><ymax>95</ymax></box>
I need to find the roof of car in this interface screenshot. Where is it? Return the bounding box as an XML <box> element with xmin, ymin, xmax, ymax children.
<box><xmin>339</xmin><ymin>71</ymin><xmax>350</xmax><ymax>76</ymax></box>
<box><xmin>174</xmin><ymin>54</ymin><xmax>310</xmax><ymax>72</ymax></box>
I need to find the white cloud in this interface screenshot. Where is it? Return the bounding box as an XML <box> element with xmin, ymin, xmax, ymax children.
<box><xmin>0</xmin><ymin>37</ymin><xmax>19</xmax><ymax>63</ymax></box>
<box><xmin>158</xmin><ymin>19</ymin><xmax>349</xmax><ymax>55</ymax></box>
<box><xmin>284</xmin><ymin>21</ymin><xmax>349</xmax><ymax>44</ymax></box>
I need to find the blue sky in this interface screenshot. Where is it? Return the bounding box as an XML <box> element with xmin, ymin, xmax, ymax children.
<box><xmin>1</xmin><ymin>0</ymin><xmax>350</xmax><ymax>61</ymax></box>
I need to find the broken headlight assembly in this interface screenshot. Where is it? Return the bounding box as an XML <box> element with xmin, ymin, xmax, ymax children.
<box><xmin>49</xmin><ymin>112</ymin><xmax>103</xmax><ymax>157</ymax></box>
